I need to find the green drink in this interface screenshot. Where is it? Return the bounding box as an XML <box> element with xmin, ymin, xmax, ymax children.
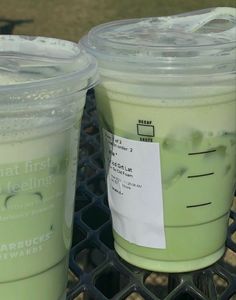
<box><xmin>81</xmin><ymin>8</ymin><xmax>236</xmax><ymax>271</ymax></box>
<box><xmin>96</xmin><ymin>85</ymin><xmax>236</xmax><ymax>271</ymax></box>
<box><xmin>0</xmin><ymin>36</ymin><xmax>97</xmax><ymax>299</ymax></box>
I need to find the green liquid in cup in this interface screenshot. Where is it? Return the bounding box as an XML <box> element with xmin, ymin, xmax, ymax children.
<box><xmin>0</xmin><ymin>35</ymin><xmax>97</xmax><ymax>298</ymax></box>
<box><xmin>81</xmin><ymin>6</ymin><xmax>236</xmax><ymax>272</ymax></box>
<box><xmin>0</xmin><ymin>120</ymin><xmax>81</xmax><ymax>299</ymax></box>
<box><xmin>95</xmin><ymin>84</ymin><xmax>236</xmax><ymax>272</ymax></box>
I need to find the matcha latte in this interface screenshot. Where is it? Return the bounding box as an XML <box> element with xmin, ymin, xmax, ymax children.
<box><xmin>81</xmin><ymin>7</ymin><xmax>236</xmax><ymax>272</ymax></box>
<box><xmin>0</xmin><ymin>36</ymin><xmax>97</xmax><ymax>299</ymax></box>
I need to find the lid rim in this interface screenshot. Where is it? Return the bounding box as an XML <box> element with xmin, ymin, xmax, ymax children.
<box><xmin>0</xmin><ymin>35</ymin><xmax>98</xmax><ymax>93</ymax></box>
<box><xmin>86</xmin><ymin>14</ymin><xmax>236</xmax><ymax>50</ymax></box>
<box><xmin>81</xmin><ymin>7</ymin><xmax>236</xmax><ymax>73</ymax></box>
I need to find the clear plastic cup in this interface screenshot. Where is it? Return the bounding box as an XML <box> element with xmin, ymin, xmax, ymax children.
<box><xmin>0</xmin><ymin>35</ymin><xmax>98</xmax><ymax>299</ymax></box>
<box><xmin>80</xmin><ymin>7</ymin><xmax>236</xmax><ymax>272</ymax></box>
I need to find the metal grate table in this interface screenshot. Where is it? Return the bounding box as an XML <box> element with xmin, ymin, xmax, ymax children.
<box><xmin>67</xmin><ymin>91</ymin><xmax>236</xmax><ymax>300</ymax></box>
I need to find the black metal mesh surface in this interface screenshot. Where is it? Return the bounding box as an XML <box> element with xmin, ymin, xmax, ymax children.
<box><xmin>67</xmin><ymin>91</ymin><xmax>236</xmax><ymax>300</ymax></box>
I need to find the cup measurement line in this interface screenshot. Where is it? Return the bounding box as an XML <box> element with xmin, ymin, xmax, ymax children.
<box><xmin>188</xmin><ymin>149</ymin><xmax>216</xmax><ymax>155</ymax></box>
<box><xmin>186</xmin><ymin>202</ymin><xmax>212</xmax><ymax>208</ymax></box>
<box><xmin>188</xmin><ymin>172</ymin><xmax>215</xmax><ymax>178</ymax></box>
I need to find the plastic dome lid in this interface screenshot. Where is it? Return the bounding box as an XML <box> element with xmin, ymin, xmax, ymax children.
<box><xmin>81</xmin><ymin>7</ymin><xmax>236</xmax><ymax>76</ymax></box>
<box><xmin>0</xmin><ymin>35</ymin><xmax>98</xmax><ymax>91</ymax></box>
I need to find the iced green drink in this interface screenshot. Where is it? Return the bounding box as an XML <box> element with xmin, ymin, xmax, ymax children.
<box><xmin>81</xmin><ymin>7</ymin><xmax>236</xmax><ymax>272</ymax></box>
<box><xmin>96</xmin><ymin>84</ymin><xmax>236</xmax><ymax>272</ymax></box>
<box><xmin>0</xmin><ymin>36</ymin><xmax>97</xmax><ymax>299</ymax></box>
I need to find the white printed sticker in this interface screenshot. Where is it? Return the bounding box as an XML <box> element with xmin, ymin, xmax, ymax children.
<box><xmin>103</xmin><ymin>129</ymin><xmax>166</xmax><ymax>249</ymax></box>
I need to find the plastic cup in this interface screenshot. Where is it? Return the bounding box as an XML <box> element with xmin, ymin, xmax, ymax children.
<box><xmin>0</xmin><ymin>35</ymin><xmax>97</xmax><ymax>299</ymax></box>
<box><xmin>80</xmin><ymin>7</ymin><xmax>236</xmax><ymax>272</ymax></box>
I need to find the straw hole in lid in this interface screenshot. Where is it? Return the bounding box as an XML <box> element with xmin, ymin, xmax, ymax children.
<box><xmin>196</xmin><ymin>18</ymin><xmax>235</xmax><ymax>34</ymax></box>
